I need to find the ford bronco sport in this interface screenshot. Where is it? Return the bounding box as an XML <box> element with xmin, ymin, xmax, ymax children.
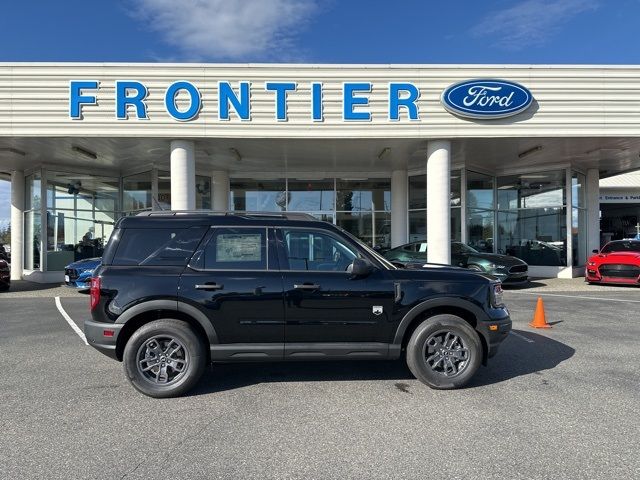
<box><xmin>85</xmin><ymin>212</ymin><xmax>511</xmax><ymax>398</ymax></box>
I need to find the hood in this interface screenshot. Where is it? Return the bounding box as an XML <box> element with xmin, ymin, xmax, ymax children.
<box><xmin>466</xmin><ymin>252</ymin><xmax>527</xmax><ymax>266</ymax></box>
<box><xmin>66</xmin><ymin>257</ymin><xmax>102</xmax><ymax>269</ymax></box>
<box><xmin>591</xmin><ymin>251</ymin><xmax>640</xmax><ymax>262</ymax></box>
<box><xmin>391</xmin><ymin>262</ymin><xmax>497</xmax><ymax>284</ymax></box>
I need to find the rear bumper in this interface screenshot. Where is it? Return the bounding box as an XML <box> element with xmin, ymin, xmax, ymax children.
<box><xmin>84</xmin><ymin>319</ymin><xmax>123</xmax><ymax>360</ymax></box>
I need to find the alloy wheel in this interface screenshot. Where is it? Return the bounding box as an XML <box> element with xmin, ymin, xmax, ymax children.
<box><xmin>423</xmin><ymin>330</ymin><xmax>470</xmax><ymax>377</ymax></box>
<box><xmin>136</xmin><ymin>335</ymin><xmax>190</xmax><ymax>385</ymax></box>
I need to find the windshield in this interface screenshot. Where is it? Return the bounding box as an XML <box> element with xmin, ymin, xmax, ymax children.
<box><xmin>600</xmin><ymin>241</ymin><xmax>640</xmax><ymax>253</ymax></box>
<box><xmin>453</xmin><ymin>242</ymin><xmax>479</xmax><ymax>254</ymax></box>
<box><xmin>335</xmin><ymin>226</ymin><xmax>397</xmax><ymax>270</ymax></box>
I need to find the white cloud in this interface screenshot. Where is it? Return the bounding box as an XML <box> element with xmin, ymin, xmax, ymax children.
<box><xmin>133</xmin><ymin>0</ymin><xmax>318</xmax><ymax>60</ymax></box>
<box><xmin>470</xmin><ymin>0</ymin><xmax>599</xmax><ymax>49</ymax></box>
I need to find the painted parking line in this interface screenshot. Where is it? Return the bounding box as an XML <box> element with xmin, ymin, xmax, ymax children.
<box><xmin>508</xmin><ymin>291</ymin><xmax>640</xmax><ymax>304</ymax></box>
<box><xmin>509</xmin><ymin>331</ymin><xmax>535</xmax><ymax>343</ymax></box>
<box><xmin>54</xmin><ymin>296</ymin><xmax>88</xmax><ymax>345</ymax></box>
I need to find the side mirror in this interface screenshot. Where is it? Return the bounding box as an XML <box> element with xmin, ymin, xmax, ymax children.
<box><xmin>349</xmin><ymin>258</ymin><xmax>374</xmax><ymax>277</ymax></box>
<box><xmin>592</xmin><ymin>249</ymin><xmax>599</xmax><ymax>254</ymax></box>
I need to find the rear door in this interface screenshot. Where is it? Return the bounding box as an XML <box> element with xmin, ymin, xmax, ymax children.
<box><xmin>179</xmin><ymin>226</ymin><xmax>285</xmax><ymax>358</ymax></box>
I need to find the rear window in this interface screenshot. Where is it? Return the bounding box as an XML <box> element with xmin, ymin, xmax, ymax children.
<box><xmin>112</xmin><ymin>227</ymin><xmax>207</xmax><ymax>266</ymax></box>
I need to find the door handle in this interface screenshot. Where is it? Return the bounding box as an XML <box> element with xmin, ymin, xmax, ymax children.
<box><xmin>293</xmin><ymin>283</ymin><xmax>321</xmax><ymax>290</ymax></box>
<box><xmin>195</xmin><ymin>283</ymin><xmax>224</xmax><ymax>290</ymax></box>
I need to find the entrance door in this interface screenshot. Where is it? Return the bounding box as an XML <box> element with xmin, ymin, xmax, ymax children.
<box><xmin>179</xmin><ymin>227</ymin><xmax>284</xmax><ymax>359</ymax></box>
<box><xmin>276</xmin><ymin>228</ymin><xmax>395</xmax><ymax>347</ymax></box>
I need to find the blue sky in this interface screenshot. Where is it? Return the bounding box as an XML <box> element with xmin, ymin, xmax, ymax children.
<box><xmin>2</xmin><ymin>0</ymin><xmax>640</xmax><ymax>226</ymax></box>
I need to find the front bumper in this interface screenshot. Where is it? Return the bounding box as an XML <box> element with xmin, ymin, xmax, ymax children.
<box><xmin>493</xmin><ymin>271</ymin><xmax>529</xmax><ymax>285</ymax></box>
<box><xmin>84</xmin><ymin>319</ymin><xmax>123</xmax><ymax>360</ymax></box>
<box><xmin>586</xmin><ymin>268</ymin><xmax>640</xmax><ymax>285</ymax></box>
<box><xmin>476</xmin><ymin>309</ymin><xmax>512</xmax><ymax>362</ymax></box>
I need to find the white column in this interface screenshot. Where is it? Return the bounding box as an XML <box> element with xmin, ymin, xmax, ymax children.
<box><xmin>10</xmin><ymin>170</ymin><xmax>24</xmax><ymax>280</ymax></box>
<box><xmin>427</xmin><ymin>140</ymin><xmax>451</xmax><ymax>264</ymax></box>
<box><xmin>391</xmin><ymin>170</ymin><xmax>408</xmax><ymax>247</ymax></box>
<box><xmin>212</xmin><ymin>170</ymin><xmax>230</xmax><ymax>211</ymax></box>
<box><xmin>586</xmin><ymin>168</ymin><xmax>600</xmax><ymax>253</ymax></box>
<box><xmin>170</xmin><ymin>140</ymin><xmax>196</xmax><ymax>210</ymax></box>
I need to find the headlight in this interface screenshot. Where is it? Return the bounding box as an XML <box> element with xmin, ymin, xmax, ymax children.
<box><xmin>491</xmin><ymin>283</ymin><xmax>504</xmax><ymax>307</ymax></box>
<box><xmin>587</xmin><ymin>261</ymin><xmax>596</xmax><ymax>266</ymax></box>
<box><xmin>486</xmin><ymin>263</ymin><xmax>496</xmax><ymax>270</ymax></box>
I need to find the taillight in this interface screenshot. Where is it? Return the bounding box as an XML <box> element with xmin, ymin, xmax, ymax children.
<box><xmin>90</xmin><ymin>277</ymin><xmax>101</xmax><ymax>311</ymax></box>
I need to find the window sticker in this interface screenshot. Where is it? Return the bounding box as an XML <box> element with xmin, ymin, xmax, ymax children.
<box><xmin>216</xmin><ymin>234</ymin><xmax>262</xmax><ymax>262</ymax></box>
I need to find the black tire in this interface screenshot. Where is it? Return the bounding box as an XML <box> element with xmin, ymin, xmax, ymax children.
<box><xmin>406</xmin><ymin>314</ymin><xmax>482</xmax><ymax>389</ymax></box>
<box><xmin>123</xmin><ymin>319</ymin><xmax>207</xmax><ymax>398</ymax></box>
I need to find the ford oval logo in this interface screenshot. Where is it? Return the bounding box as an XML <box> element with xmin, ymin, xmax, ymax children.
<box><xmin>441</xmin><ymin>79</ymin><xmax>533</xmax><ymax>119</ymax></box>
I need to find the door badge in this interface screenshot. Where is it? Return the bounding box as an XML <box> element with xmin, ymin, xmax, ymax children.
<box><xmin>372</xmin><ymin>306</ymin><xmax>383</xmax><ymax>316</ymax></box>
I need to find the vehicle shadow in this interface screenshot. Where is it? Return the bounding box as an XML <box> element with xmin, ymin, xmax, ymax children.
<box><xmin>503</xmin><ymin>280</ymin><xmax>546</xmax><ymax>289</ymax></box>
<box><xmin>189</xmin><ymin>329</ymin><xmax>574</xmax><ymax>395</ymax></box>
<box><xmin>189</xmin><ymin>359</ymin><xmax>415</xmax><ymax>396</ymax></box>
<box><xmin>468</xmin><ymin>329</ymin><xmax>575</xmax><ymax>388</ymax></box>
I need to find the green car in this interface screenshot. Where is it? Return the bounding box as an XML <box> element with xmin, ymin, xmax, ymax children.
<box><xmin>384</xmin><ymin>241</ymin><xmax>529</xmax><ymax>285</ymax></box>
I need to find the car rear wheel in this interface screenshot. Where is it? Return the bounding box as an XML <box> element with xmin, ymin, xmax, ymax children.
<box><xmin>406</xmin><ymin>314</ymin><xmax>482</xmax><ymax>389</ymax></box>
<box><xmin>123</xmin><ymin>319</ymin><xmax>206</xmax><ymax>398</ymax></box>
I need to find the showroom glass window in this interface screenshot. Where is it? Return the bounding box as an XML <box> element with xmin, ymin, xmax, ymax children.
<box><xmin>408</xmin><ymin>175</ymin><xmax>426</xmax><ymax>242</ymax></box>
<box><xmin>123</xmin><ymin>171</ymin><xmax>153</xmax><ymax>214</ymax></box>
<box><xmin>408</xmin><ymin>171</ymin><xmax>461</xmax><ymax>244</ymax></box>
<box><xmin>158</xmin><ymin>171</ymin><xmax>212</xmax><ymax>210</ymax></box>
<box><xmin>336</xmin><ymin>179</ymin><xmax>391</xmax><ymax>250</ymax></box>
<box><xmin>287</xmin><ymin>179</ymin><xmax>335</xmax><ymax>223</ymax></box>
<box><xmin>24</xmin><ymin>172</ymin><xmax>42</xmax><ymax>270</ymax></box>
<box><xmin>230</xmin><ymin>179</ymin><xmax>287</xmax><ymax>212</ymax></box>
<box><xmin>466</xmin><ymin>171</ymin><xmax>494</xmax><ymax>252</ymax></box>
<box><xmin>572</xmin><ymin>171</ymin><xmax>587</xmax><ymax>266</ymax></box>
<box><xmin>45</xmin><ymin>171</ymin><xmax>119</xmax><ymax>271</ymax></box>
<box><xmin>496</xmin><ymin>170</ymin><xmax>567</xmax><ymax>266</ymax></box>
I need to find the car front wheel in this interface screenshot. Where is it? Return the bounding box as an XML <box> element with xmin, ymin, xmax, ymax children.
<box><xmin>123</xmin><ymin>319</ymin><xmax>206</xmax><ymax>398</ymax></box>
<box><xmin>406</xmin><ymin>314</ymin><xmax>482</xmax><ymax>389</ymax></box>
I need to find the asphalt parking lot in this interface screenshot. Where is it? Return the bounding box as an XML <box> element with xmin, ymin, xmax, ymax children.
<box><xmin>1</xmin><ymin>280</ymin><xmax>639</xmax><ymax>479</ymax></box>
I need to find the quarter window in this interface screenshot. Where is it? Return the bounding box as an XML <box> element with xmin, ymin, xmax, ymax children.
<box><xmin>112</xmin><ymin>227</ymin><xmax>206</xmax><ymax>266</ymax></box>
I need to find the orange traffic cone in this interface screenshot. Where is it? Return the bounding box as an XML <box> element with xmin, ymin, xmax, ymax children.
<box><xmin>529</xmin><ymin>297</ymin><xmax>552</xmax><ymax>329</ymax></box>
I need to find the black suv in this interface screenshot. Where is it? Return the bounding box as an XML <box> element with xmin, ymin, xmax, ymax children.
<box><xmin>85</xmin><ymin>212</ymin><xmax>511</xmax><ymax>398</ymax></box>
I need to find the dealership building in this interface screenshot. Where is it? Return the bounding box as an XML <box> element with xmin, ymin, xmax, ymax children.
<box><xmin>2</xmin><ymin>63</ymin><xmax>640</xmax><ymax>282</ymax></box>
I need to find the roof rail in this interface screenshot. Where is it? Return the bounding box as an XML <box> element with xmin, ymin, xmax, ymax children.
<box><xmin>136</xmin><ymin>210</ymin><xmax>318</xmax><ymax>221</ymax></box>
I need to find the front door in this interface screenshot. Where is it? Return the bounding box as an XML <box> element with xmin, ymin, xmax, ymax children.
<box><xmin>179</xmin><ymin>226</ymin><xmax>284</xmax><ymax>358</ymax></box>
<box><xmin>276</xmin><ymin>227</ymin><xmax>395</xmax><ymax>345</ymax></box>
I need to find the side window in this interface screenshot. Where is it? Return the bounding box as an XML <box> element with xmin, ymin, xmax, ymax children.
<box><xmin>113</xmin><ymin>227</ymin><xmax>206</xmax><ymax>266</ymax></box>
<box><xmin>418</xmin><ymin>243</ymin><xmax>428</xmax><ymax>253</ymax></box>
<box><xmin>204</xmin><ymin>228</ymin><xmax>267</xmax><ymax>270</ymax></box>
<box><xmin>281</xmin><ymin>229</ymin><xmax>357</xmax><ymax>272</ymax></box>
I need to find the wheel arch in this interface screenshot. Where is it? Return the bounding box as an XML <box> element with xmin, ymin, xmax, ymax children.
<box><xmin>114</xmin><ymin>300</ymin><xmax>217</xmax><ymax>361</ymax></box>
<box><xmin>394</xmin><ymin>298</ymin><xmax>489</xmax><ymax>364</ymax></box>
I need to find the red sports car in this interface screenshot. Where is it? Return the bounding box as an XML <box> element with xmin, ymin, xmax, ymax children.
<box><xmin>586</xmin><ymin>240</ymin><xmax>640</xmax><ymax>285</ymax></box>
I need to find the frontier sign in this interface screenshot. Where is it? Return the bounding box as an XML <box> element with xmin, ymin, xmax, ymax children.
<box><xmin>68</xmin><ymin>78</ymin><xmax>534</xmax><ymax>123</ymax></box>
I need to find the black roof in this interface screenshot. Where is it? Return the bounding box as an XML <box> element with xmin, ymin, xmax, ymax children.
<box><xmin>116</xmin><ymin>211</ymin><xmax>326</xmax><ymax>229</ymax></box>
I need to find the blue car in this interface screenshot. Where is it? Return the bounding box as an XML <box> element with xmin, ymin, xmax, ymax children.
<box><xmin>64</xmin><ymin>257</ymin><xmax>101</xmax><ymax>290</ymax></box>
